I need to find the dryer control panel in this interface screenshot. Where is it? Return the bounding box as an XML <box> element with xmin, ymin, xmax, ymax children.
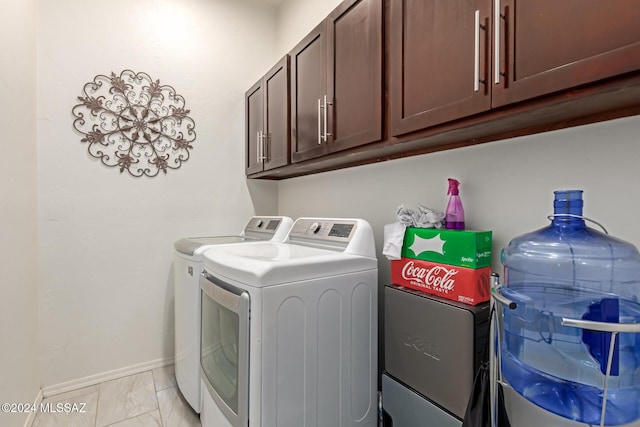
<box><xmin>244</xmin><ymin>217</ymin><xmax>281</xmax><ymax>233</ymax></box>
<box><xmin>290</xmin><ymin>218</ymin><xmax>356</xmax><ymax>242</ymax></box>
<box><xmin>243</xmin><ymin>216</ymin><xmax>293</xmax><ymax>242</ymax></box>
<box><xmin>288</xmin><ymin>218</ymin><xmax>376</xmax><ymax>258</ymax></box>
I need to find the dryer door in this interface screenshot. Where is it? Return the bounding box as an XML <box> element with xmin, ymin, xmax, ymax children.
<box><xmin>200</xmin><ymin>271</ymin><xmax>250</xmax><ymax>427</ymax></box>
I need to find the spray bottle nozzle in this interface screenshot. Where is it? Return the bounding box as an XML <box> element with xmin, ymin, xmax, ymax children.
<box><xmin>447</xmin><ymin>178</ymin><xmax>460</xmax><ymax>195</ymax></box>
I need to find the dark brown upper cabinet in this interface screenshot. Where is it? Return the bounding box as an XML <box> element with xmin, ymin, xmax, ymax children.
<box><xmin>247</xmin><ymin>0</ymin><xmax>640</xmax><ymax>179</ymax></box>
<box><xmin>390</xmin><ymin>0</ymin><xmax>640</xmax><ymax>137</ymax></box>
<box><xmin>492</xmin><ymin>0</ymin><xmax>640</xmax><ymax>107</ymax></box>
<box><xmin>390</xmin><ymin>0</ymin><xmax>492</xmax><ymax>136</ymax></box>
<box><xmin>290</xmin><ymin>0</ymin><xmax>383</xmax><ymax>163</ymax></box>
<box><xmin>245</xmin><ymin>56</ymin><xmax>290</xmax><ymax>175</ymax></box>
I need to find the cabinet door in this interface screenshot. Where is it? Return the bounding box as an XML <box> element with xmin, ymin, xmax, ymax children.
<box><xmin>493</xmin><ymin>0</ymin><xmax>640</xmax><ymax>106</ymax></box>
<box><xmin>290</xmin><ymin>22</ymin><xmax>328</xmax><ymax>163</ymax></box>
<box><xmin>326</xmin><ymin>0</ymin><xmax>383</xmax><ymax>153</ymax></box>
<box><xmin>263</xmin><ymin>56</ymin><xmax>290</xmax><ymax>171</ymax></box>
<box><xmin>389</xmin><ymin>0</ymin><xmax>491</xmax><ymax>137</ymax></box>
<box><xmin>245</xmin><ymin>80</ymin><xmax>264</xmax><ymax>175</ymax></box>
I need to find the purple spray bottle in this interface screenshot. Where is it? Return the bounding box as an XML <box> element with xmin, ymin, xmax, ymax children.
<box><xmin>445</xmin><ymin>178</ymin><xmax>465</xmax><ymax>230</ymax></box>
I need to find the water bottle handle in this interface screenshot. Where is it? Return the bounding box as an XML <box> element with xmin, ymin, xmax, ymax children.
<box><xmin>561</xmin><ymin>317</ymin><xmax>640</xmax><ymax>333</ymax></box>
<box><xmin>490</xmin><ymin>274</ymin><xmax>517</xmax><ymax>309</ymax></box>
<box><xmin>561</xmin><ymin>316</ymin><xmax>640</xmax><ymax>427</ymax></box>
<box><xmin>546</xmin><ymin>214</ymin><xmax>609</xmax><ymax>234</ymax></box>
<box><xmin>491</xmin><ymin>286</ymin><xmax>517</xmax><ymax>309</ymax></box>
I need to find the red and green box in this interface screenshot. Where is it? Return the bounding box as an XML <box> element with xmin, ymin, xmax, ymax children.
<box><xmin>401</xmin><ymin>228</ymin><xmax>492</xmax><ymax>269</ymax></box>
<box><xmin>391</xmin><ymin>258</ymin><xmax>491</xmax><ymax>305</ymax></box>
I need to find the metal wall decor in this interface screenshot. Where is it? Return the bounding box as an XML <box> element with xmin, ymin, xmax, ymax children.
<box><xmin>72</xmin><ymin>70</ymin><xmax>196</xmax><ymax>177</ymax></box>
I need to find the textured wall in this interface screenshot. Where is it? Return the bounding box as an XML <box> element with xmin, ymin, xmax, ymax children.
<box><xmin>276</xmin><ymin>0</ymin><xmax>342</xmax><ymax>55</ymax></box>
<box><xmin>278</xmin><ymin>116</ymin><xmax>640</xmax><ymax>288</ymax></box>
<box><xmin>0</xmin><ymin>0</ymin><xmax>40</xmax><ymax>425</ymax></box>
<box><xmin>37</xmin><ymin>0</ymin><xmax>279</xmax><ymax>390</ymax></box>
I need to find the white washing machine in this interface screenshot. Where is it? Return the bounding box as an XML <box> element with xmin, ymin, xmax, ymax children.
<box><xmin>199</xmin><ymin>217</ymin><xmax>378</xmax><ymax>427</ymax></box>
<box><xmin>173</xmin><ymin>216</ymin><xmax>293</xmax><ymax>413</ymax></box>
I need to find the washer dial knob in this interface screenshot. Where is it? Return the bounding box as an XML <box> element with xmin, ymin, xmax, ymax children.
<box><xmin>309</xmin><ymin>222</ymin><xmax>321</xmax><ymax>234</ymax></box>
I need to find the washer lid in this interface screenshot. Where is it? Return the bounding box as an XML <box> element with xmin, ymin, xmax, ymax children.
<box><xmin>174</xmin><ymin>236</ymin><xmax>257</xmax><ymax>256</ymax></box>
<box><xmin>174</xmin><ymin>216</ymin><xmax>294</xmax><ymax>256</ymax></box>
<box><xmin>202</xmin><ymin>241</ymin><xmax>377</xmax><ymax>287</ymax></box>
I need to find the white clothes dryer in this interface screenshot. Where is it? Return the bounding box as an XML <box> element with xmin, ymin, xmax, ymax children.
<box><xmin>199</xmin><ymin>218</ymin><xmax>378</xmax><ymax>427</ymax></box>
<box><xmin>173</xmin><ymin>216</ymin><xmax>293</xmax><ymax>413</ymax></box>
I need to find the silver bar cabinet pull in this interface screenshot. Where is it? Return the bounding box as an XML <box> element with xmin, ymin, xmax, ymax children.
<box><xmin>261</xmin><ymin>132</ymin><xmax>268</xmax><ymax>162</ymax></box>
<box><xmin>474</xmin><ymin>10</ymin><xmax>481</xmax><ymax>92</ymax></box>
<box><xmin>323</xmin><ymin>95</ymin><xmax>332</xmax><ymax>142</ymax></box>
<box><xmin>494</xmin><ymin>0</ymin><xmax>501</xmax><ymax>84</ymax></box>
<box><xmin>256</xmin><ymin>131</ymin><xmax>261</xmax><ymax>163</ymax></box>
<box><xmin>317</xmin><ymin>99</ymin><xmax>322</xmax><ymax>145</ymax></box>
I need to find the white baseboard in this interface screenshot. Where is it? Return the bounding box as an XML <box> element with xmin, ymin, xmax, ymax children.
<box><xmin>41</xmin><ymin>357</ymin><xmax>175</xmax><ymax>398</ymax></box>
<box><xmin>24</xmin><ymin>389</ymin><xmax>42</xmax><ymax>427</ymax></box>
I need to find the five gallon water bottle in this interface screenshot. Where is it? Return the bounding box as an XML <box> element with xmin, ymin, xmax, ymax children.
<box><xmin>500</xmin><ymin>190</ymin><xmax>640</xmax><ymax>425</ymax></box>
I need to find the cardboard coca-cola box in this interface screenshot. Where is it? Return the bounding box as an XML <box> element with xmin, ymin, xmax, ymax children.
<box><xmin>391</xmin><ymin>257</ymin><xmax>491</xmax><ymax>305</ymax></box>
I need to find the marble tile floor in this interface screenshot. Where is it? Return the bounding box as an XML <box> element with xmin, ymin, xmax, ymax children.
<box><xmin>33</xmin><ymin>365</ymin><xmax>201</xmax><ymax>427</ymax></box>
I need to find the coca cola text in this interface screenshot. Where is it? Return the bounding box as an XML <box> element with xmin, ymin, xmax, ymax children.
<box><xmin>401</xmin><ymin>261</ymin><xmax>457</xmax><ymax>293</ymax></box>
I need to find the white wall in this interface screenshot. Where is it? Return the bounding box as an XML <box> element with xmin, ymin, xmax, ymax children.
<box><xmin>278</xmin><ymin>116</ymin><xmax>640</xmax><ymax>282</ymax></box>
<box><xmin>37</xmin><ymin>0</ymin><xmax>279</xmax><ymax>391</ymax></box>
<box><xmin>275</xmin><ymin>0</ymin><xmax>341</xmax><ymax>55</ymax></box>
<box><xmin>0</xmin><ymin>0</ymin><xmax>40</xmax><ymax>425</ymax></box>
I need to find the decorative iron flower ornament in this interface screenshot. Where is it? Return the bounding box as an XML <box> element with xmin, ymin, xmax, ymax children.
<box><xmin>72</xmin><ymin>70</ymin><xmax>196</xmax><ymax>177</ymax></box>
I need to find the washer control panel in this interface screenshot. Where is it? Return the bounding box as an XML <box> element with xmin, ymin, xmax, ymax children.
<box><xmin>290</xmin><ymin>218</ymin><xmax>357</xmax><ymax>243</ymax></box>
<box><xmin>244</xmin><ymin>217</ymin><xmax>282</xmax><ymax>234</ymax></box>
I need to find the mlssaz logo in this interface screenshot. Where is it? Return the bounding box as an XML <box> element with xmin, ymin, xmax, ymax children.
<box><xmin>408</xmin><ymin>234</ymin><xmax>445</xmax><ymax>257</ymax></box>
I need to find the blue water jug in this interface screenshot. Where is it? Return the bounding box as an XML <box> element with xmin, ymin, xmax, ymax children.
<box><xmin>500</xmin><ymin>190</ymin><xmax>640</xmax><ymax>426</ymax></box>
